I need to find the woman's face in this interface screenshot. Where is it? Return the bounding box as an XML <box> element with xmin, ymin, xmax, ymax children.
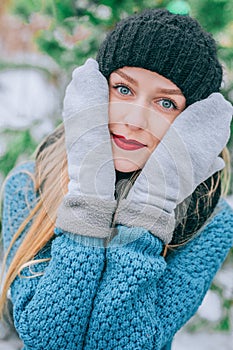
<box><xmin>108</xmin><ymin>67</ymin><xmax>186</xmax><ymax>172</ymax></box>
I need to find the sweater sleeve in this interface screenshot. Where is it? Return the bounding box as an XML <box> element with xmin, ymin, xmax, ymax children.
<box><xmin>84</xmin><ymin>227</ymin><xmax>166</xmax><ymax>350</ymax></box>
<box><xmin>157</xmin><ymin>198</ymin><xmax>233</xmax><ymax>347</ymax></box>
<box><xmin>1</xmin><ymin>162</ymin><xmax>106</xmax><ymax>350</ymax></box>
<box><xmin>83</xmin><ymin>199</ymin><xmax>233</xmax><ymax>350</ymax></box>
<box><xmin>1</xmin><ymin>161</ymin><xmax>37</xmax><ymax>266</ymax></box>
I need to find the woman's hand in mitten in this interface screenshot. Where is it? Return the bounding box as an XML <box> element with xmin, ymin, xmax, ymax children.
<box><xmin>115</xmin><ymin>93</ymin><xmax>233</xmax><ymax>244</ymax></box>
<box><xmin>56</xmin><ymin>58</ymin><xmax>116</xmax><ymax>240</ymax></box>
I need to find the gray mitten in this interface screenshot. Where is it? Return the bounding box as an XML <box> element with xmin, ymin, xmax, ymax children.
<box><xmin>115</xmin><ymin>93</ymin><xmax>233</xmax><ymax>244</ymax></box>
<box><xmin>56</xmin><ymin>58</ymin><xmax>116</xmax><ymax>239</ymax></box>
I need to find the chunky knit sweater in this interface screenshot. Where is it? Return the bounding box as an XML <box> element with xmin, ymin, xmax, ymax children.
<box><xmin>2</xmin><ymin>161</ymin><xmax>233</xmax><ymax>350</ymax></box>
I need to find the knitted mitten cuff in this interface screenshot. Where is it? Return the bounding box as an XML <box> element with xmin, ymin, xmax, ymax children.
<box><xmin>115</xmin><ymin>199</ymin><xmax>175</xmax><ymax>244</ymax></box>
<box><xmin>107</xmin><ymin>225</ymin><xmax>164</xmax><ymax>254</ymax></box>
<box><xmin>56</xmin><ymin>195</ymin><xmax>117</xmax><ymax>239</ymax></box>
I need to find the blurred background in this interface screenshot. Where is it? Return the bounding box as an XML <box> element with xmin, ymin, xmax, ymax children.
<box><xmin>0</xmin><ymin>0</ymin><xmax>232</xmax><ymax>349</ymax></box>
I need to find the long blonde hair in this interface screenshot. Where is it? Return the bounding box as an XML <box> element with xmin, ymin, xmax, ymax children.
<box><xmin>0</xmin><ymin>123</ymin><xmax>231</xmax><ymax>317</ymax></box>
<box><xmin>0</xmin><ymin>124</ymin><xmax>68</xmax><ymax>317</ymax></box>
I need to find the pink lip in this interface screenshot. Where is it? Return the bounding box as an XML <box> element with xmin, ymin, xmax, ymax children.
<box><xmin>112</xmin><ymin>134</ymin><xmax>146</xmax><ymax>151</ymax></box>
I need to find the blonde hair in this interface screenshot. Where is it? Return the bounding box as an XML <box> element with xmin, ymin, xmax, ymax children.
<box><xmin>0</xmin><ymin>124</ymin><xmax>68</xmax><ymax>317</ymax></box>
<box><xmin>0</xmin><ymin>123</ymin><xmax>231</xmax><ymax>317</ymax></box>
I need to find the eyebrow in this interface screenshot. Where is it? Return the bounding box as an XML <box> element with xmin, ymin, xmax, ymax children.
<box><xmin>115</xmin><ymin>69</ymin><xmax>138</xmax><ymax>86</ymax></box>
<box><xmin>157</xmin><ymin>88</ymin><xmax>183</xmax><ymax>96</ymax></box>
<box><xmin>114</xmin><ymin>69</ymin><xmax>183</xmax><ymax>96</ymax></box>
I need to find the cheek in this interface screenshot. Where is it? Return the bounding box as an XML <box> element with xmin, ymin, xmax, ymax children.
<box><xmin>108</xmin><ymin>101</ymin><xmax>129</xmax><ymax>124</ymax></box>
<box><xmin>148</xmin><ymin>115</ymin><xmax>172</xmax><ymax>144</ymax></box>
<box><xmin>109</xmin><ymin>91</ymin><xmax>120</xmax><ymax>122</ymax></box>
<box><xmin>108</xmin><ymin>103</ymin><xmax>117</xmax><ymax>124</ymax></box>
<box><xmin>148</xmin><ymin>113</ymin><xmax>180</xmax><ymax>153</ymax></box>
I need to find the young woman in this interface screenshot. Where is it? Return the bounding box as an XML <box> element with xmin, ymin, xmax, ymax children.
<box><xmin>1</xmin><ymin>8</ymin><xmax>233</xmax><ymax>350</ymax></box>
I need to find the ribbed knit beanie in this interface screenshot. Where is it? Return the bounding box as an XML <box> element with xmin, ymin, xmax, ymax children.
<box><xmin>96</xmin><ymin>8</ymin><xmax>223</xmax><ymax>106</ymax></box>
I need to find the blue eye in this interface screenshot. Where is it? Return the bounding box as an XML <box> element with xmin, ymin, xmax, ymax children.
<box><xmin>159</xmin><ymin>99</ymin><xmax>176</xmax><ymax>110</ymax></box>
<box><xmin>159</xmin><ymin>99</ymin><xmax>176</xmax><ymax>109</ymax></box>
<box><xmin>116</xmin><ymin>85</ymin><xmax>132</xmax><ymax>96</ymax></box>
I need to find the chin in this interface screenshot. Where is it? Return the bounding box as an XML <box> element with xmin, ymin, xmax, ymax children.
<box><xmin>114</xmin><ymin>158</ymin><xmax>143</xmax><ymax>172</ymax></box>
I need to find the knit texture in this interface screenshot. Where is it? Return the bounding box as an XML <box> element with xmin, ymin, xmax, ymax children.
<box><xmin>2</xmin><ymin>162</ymin><xmax>233</xmax><ymax>349</ymax></box>
<box><xmin>2</xmin><ymin>162</ymin><xmax>106</xmax><ymax>349</ymax></box>
<box><xmin>96</xmin><ymin>8</ymin><xmax>222</xmax><ymax>106</ymax></box>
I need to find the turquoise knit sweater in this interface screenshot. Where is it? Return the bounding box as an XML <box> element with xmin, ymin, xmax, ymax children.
<box><xmin>2</xmin><ymin>161</ymin><xmax>233</xmax><ymax>350</ymax></box>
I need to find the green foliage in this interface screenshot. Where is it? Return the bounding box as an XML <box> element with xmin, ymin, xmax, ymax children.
<box><xmin>0</xmin><ymin>129</ymin><xmax>36</xmax><ymax>177</ymax></box>
<box><xmin>11</xmin><ymin>0</ymin><xmax>46</xmax><ymax>20</ymax></box>
<box><xmin>189</xmin><ymin>0</ymin><xmax>233</xmax><ymax>102</ymax></box>
<box><xmin>35</xmin><ymin>21</ymin><xmax>101</xmax><ymax>71</ymax></box>
<box><xmin>9</xmin><ymin>1</ymin><xmax>172</xmax><ymax>72</ymax></box>
<box><xmin>52</xmin><ymin>0</ymin><xmax>76</xmax><ymax>22</ymax></box>
<box><xmin>189</xmin><ymin>0</ymin><xmax>233</xmax><ymax>33</ymax></box>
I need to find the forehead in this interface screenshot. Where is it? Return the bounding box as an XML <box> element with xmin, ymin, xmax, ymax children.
<box><xmin>111</xmin><ymin>66</ymin><xmax>184</xmax><ymax>95</ymax></box>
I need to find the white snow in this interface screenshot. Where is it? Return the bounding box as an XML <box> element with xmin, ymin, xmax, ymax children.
<box><xmin>173</xmin><ymin>329</ymin><xmax>233</xmax><ymax>350</ymax></box>
<box><xmin>197</xmin><ymin>290</ymin><xmax>222</xmax><ymax>322</ymax></box>
<box><xmin>215</xmin><ymin>265</ymin><xmax>233</xmax><ymax>299</ymax></box>
<box><xmin>0</xmin><ymin>68</ymin><xmax>60</xmax><ymax>137</ymax></box>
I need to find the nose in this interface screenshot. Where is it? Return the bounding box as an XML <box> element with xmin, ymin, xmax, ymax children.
<box><xmin>124</xmin><ymin>103</ymin><xmax>149</xmax><ymax>131</ymax></box>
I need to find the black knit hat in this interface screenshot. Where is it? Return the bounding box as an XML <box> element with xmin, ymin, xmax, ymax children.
<box><xmin>96</xmin><ymin>9</ymin><xmax>223</xmax><ymax>106</ymax></box>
